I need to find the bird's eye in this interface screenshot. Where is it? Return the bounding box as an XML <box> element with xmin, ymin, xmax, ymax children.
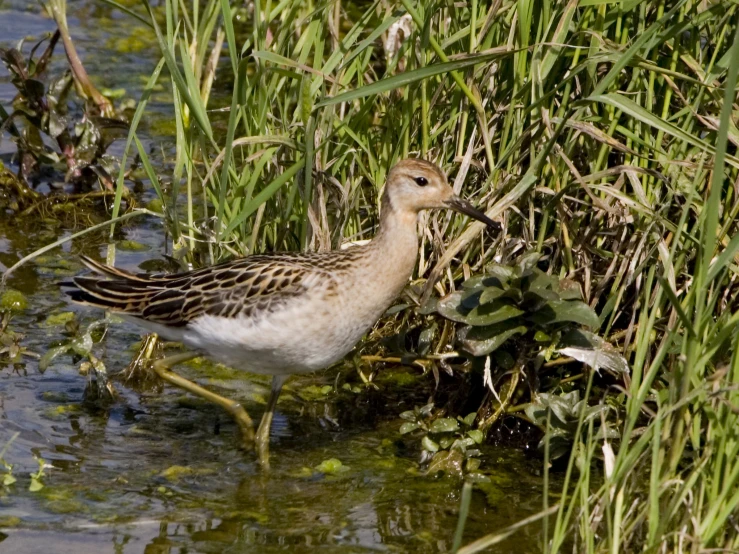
<box><xmin>414</xmin><ymin>176</ymin><xmax>428</xmax><ymax>187</ymax></box>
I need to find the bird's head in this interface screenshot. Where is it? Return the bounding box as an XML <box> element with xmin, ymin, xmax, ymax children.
<box><xmin>382</xmin><ymin>158</ymin><xmax>499</xmax><ymax>228</ymax></box>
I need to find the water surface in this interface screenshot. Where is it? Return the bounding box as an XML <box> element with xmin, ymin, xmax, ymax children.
<box><xmin>0</xmin><ymin>3</ymin><xmax>548</xmax><ymax>552</ymax></box>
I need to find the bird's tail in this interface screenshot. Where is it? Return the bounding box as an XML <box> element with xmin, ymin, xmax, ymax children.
<box><xmin>63</xmin><ymin>256</ymin><xmax>161</xmax><ymax>315</ymax></box>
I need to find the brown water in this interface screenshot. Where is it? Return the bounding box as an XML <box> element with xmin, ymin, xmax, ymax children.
<box><xmin>0</xmin><ymin>2</ymin><xmax>548</xmax><ymax>552</ymax></box>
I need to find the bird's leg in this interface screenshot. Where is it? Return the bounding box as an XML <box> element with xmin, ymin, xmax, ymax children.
<box><xmin>152</xmin><ymin>352</ymin><xmax>255</xmax><ymax>444</ymax></box>
<box><xmin>255</xmin><ymin>374</ymin><xmax>288</xmax><ymax>467</ymax></box>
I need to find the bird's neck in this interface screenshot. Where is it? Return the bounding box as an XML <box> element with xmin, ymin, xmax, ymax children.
<box><xmin>360</xmin><ymin>200</ymin><xmax>420</xmax><ymax>300</ymax></box>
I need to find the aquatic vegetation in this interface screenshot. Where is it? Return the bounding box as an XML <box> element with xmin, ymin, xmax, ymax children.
<box><xmin>0</xmin><ymin>3</ymin><xmax>130</xmax><ymax>217</ymax></box>
<box><xmin>2</xmin><ymin>0</ymin><xmax>739</xmax><ymax>550</ymax></box>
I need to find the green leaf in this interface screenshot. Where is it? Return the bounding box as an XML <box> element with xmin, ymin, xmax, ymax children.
<box><xmin>436</xmin><ymin>290</ymin><xmax>470</xmax><ymax>323</ymax></box>
<box><xmin>38</xmin><ymin>344</ymin><xmax>71</xmax><ymax>372</ymax></box>
<box><xmin>485</xmin><ymin>264</ymin><xmax>515</xmax><ymax>283</ymax></box>
<box><xmin>315</xmin><ymin>48</ymin><xmax>509</xmax><ymax>108</ymax></box>
<box><xmin>422</xmin><ymin>436</ymin><xmax>440</xmax><ymax>453</ymax></box>
<box><xmin>557</xmin><ymin>279</ymin><xmax>583</xmax><ymax>300</ymax></box>
<box><xmin>314</xmin><ymin>458</ymin><xmax>349</xmax><ymax>474</ymax></box>
<box><xmin>467</xmin><ymin>430</ymin><xmax>484</xmax><ymax>444</ymax></box>
<box><xmin>589</xmin><ymin>93</ymin><xmax>739</xmax><ymax>169</ymax></box>
<box><xmin>399</xmin><ymin>410</ymin><xmax>417</xmax><ymax>421</ymax></box>
<box><xmin>223</xmin><ymin>159</ymin><xmax>305</xmax><ymax>237</ymax></box>
<box><xmin>464</xmin><ymin>301</ymin><xmax>525</xmax><ymax>326</ymax></box>
<box><xmin>523</xmin><ymin>269</ymin><xmax>558</xmax><ymax>295</ymax></box>
<box><xmin>29</xmin><ymin>478</ymin><xmax>43</xmax><ymax>492</ymax></box>
<box><xmin>399</xmin><ymin>422</ymin><xmax>419</xmax><ymax>435</ymax></box>
<box><xmin>516</xmin><ymin>252</ymin><xmax>542</xmax><ymax>276</ymax></box>
<box><xmin>528</xmin><ymin>300</ymin><xmax>600</xmax><ymax>328</ymax></box>
<box><xmin>462</xmin><ymin>274</ymin><xmax>507</xmax><ymax>290</ymax></box>
<box><xmin>458</xmin><ymin>324</ymin><xmax>527</xmax><ymax>357</ymax></box>
<box><xmin>479</xmin><ymin>287</ymin><xmax>506</xmax><ymax>304</ymax></box>
<box><xmin>462</xmin><ymin>413</ymin><xmax>477</xmax><ymax>427</ymax></box>
<box><xmin>429</xmin><ymin>418</ymin><xmax>459</xmax><ymax>434</ymax></box>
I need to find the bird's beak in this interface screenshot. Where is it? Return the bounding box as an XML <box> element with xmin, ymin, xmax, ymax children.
<box><xmin>444</xmin><ymin>196</ymin><xmax>501</xmax><ymax>230</ymax></box>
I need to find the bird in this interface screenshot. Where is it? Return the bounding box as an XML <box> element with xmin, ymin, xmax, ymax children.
<box><xmin>65</xmin><ymin>159</ymin><xmax>498</xmax><ymax>465</ymax></box>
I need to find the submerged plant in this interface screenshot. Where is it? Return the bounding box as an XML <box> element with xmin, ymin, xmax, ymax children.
<box><xmin>39</xmin><ymin>319</ymin><xmax>115</xmax><ymax>405</ymax></box>
<box><xmin>400</xmin><ymin>404</ymin><xmax>484</xmax><ymax>477</ymax></box>
<box><xmin>0</xmin><ymin>7</ymin><xmax>129</xmax><ymax>217</ymax></box>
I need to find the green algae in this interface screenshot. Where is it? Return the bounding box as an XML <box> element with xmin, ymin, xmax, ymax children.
<box><xmin>298</xmin><ymin>384</ymin><xmax>333</xmax><ymax>401</ymax></box>
<box><xmin>42</xmin><ymin>312</ymin><xmax>76</xmax><ymax>327</ymax></box>
<box><xmin>0</xmin><ymin>289</ymin><xmax>28</xmax><ymax>312</ymax></box>
<box><xmin>314</xmin><ymin>458</ymin><xmax>349</xmax><ymax>474</ymax></box>
<box><xmin>42</xmin><ymin>404</ymin><xmax>82</xmax><ymax>421</ymax></box>
<box><xmin>0</xmin><ymin>516</ymin><xmax>21</xmax><ymax>527</ymax></box>
<box><xmin>117</xmin><ymin>240</ymin><xmax>150</xmax><ymax>252</ymax></box>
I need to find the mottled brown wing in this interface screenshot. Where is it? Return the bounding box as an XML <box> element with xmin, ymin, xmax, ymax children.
<box><xmin>67</xmin><ymin>254</ymin><xmax>332</xmax><ymax>327</ymax></box>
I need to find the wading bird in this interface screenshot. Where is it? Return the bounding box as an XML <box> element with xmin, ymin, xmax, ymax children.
<box><xmin>66</xmin><ymin>159</ymin><xmax>498</xmax><ymax>465</ymax></box>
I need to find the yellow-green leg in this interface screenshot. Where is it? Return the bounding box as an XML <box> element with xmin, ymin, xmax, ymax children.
<box><xmin>255</xmin><ymin>374</ymin><xmax>288</xmax><ymax>467</ymax></box>
<box><xmin>152</xmin><ymin>352</ymin><xmax>255</xmax><ymax>444</ymax></box>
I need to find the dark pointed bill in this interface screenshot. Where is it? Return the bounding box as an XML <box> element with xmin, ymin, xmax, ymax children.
<box><xmin>444</xmin><ymin>196</ymin><xmax>501</xmax><ymax>230</ymax></box>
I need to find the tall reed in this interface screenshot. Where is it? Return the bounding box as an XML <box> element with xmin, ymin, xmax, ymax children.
<box><xmin>116</xmin><ymin>1</ymin><xmax>739</xmax><ymax>550</ymax></box>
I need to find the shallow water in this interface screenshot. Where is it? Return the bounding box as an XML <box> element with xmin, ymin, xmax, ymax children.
<box><xmin>0</xmin><ymin>3</ymin><xmax>549</xmax><ymax>552</ymax></box>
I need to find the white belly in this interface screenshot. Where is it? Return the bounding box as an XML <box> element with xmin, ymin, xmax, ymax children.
<box><xmin>179</xmin><ymin>295</ymin><xmax>373</xmax><ymax>375</ymax></box>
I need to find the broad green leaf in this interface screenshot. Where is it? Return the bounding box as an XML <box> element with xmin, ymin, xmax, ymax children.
<box><xmin>399</xmin><ymin>422</ymin><xmax>419</xmax><ymax>435</ymax></box>
<box><xmin>460</xmin><ymin>289</ymin><xmax>484</xmax><ymax>309</ymax></box>
<box><xmin>464</xmin><ymin>302</ymin><xmax>525</xmax><ymax>327</ymax></box>
<box><xmin>437</xmin><ymin>290</ymin><xmax>469</xmax><ymax>323</ymax></box>
<box><xmin>557</xmin><ymin>279</ymin><xmax>583</xmax><ymax>300</ymax></box>
<box><xmin>400</xmin><ymin>410</ymin><xmax>417</xmax><ymax>421</ymax></box>
<box><xmin>528</xmin><ymin>300</ymin><xmax>600</xmax><ymax>328</ymax></box>
<box><xmin>458</xmin><ymin>324</ymin><xmax>527</xmax><ymax>357</ymax></box>
<box><xmin>484</xmin><ymin>264</ymin><xmax>515</xmax><ymax>283</ymax></box>
<box><xmin>462</xmin><ymin>274</ymin><xmax>506</xmax><ymax>290</ymax></box>
<box><xmin>516</xmin><ymin>252</ymin><xmax>542</xmax><ymax>277</ymax></box>
<box><xmin>467</xmin><ymin>430</ymin><xmax>483</xmax><ymax>444</ymax></box>
<box><xmin>479</xmin><ymin>287</ymin><xmax>507</xmax><ymax>304</ymax></box>
<box><xmin>422</xmin><ymin>436</ymin><xmax>440</xmax><ymax>453</ymax></box>
<box><xmin>429</xmin><ymin>418</ymin><xmax>459</xmax><ymax>434</ymax></box>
